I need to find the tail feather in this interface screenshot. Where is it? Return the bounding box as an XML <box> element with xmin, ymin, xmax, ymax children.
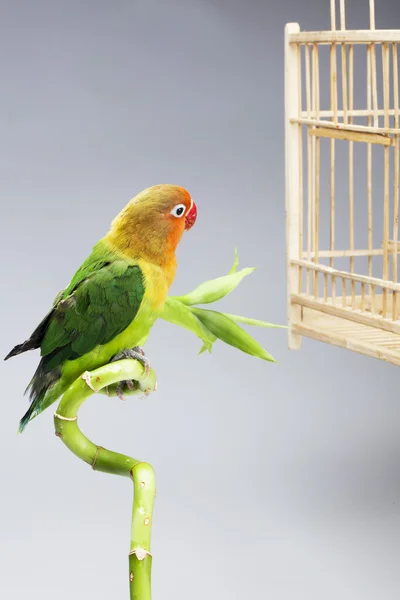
<box><xmin>18</xmin><ymin>358</ymin><xmax>61</xmax><ymax>433</ymax></box>
<box><xmin>5</xmin><ymin>339</ymin><xmax>39</xmax><ymax>361</ymax></box>
<box><xmin>18</xmin><ymin>397</ymin><xmax>43</xmax><ymax>433</ymax></box>
<box><xmin>5</xmin><ymin>309</ymin><xmax>54</xmax><ymax>361</ymax></box>
<box><xmin>6</xmin><ymin>309</ymin><xmax>61</xmax><ymax>432</ymax></box>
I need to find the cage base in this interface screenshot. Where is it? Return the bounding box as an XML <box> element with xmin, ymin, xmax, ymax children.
<box><xmin>292</xmin><ymin>303</ymin><xmax>400</xmax><ymax>366</ymax></box>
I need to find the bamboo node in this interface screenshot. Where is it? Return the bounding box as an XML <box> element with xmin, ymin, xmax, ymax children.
<box><xmin>129</xmin><ymin>547</ymin><xmax>152</xmax><ymax>561</ymax></box>
<box><xmin>92</xmin><ymin>446</ymin><xmax>103</xmax><ymax>470</ymax></box>
<box><xmin>53</xmin><ymin>412</ymin><xmax>78</xmax><ymax>422</ymax></box>
<box><xmin>81</xmin><ymin>370</ymin><xmax>99</xmax><ymax>392</ymax></box>
<box><xmin>129</xmin><ymin>461</ymin><xmax>147</xmax><ymax>480</ymax></box>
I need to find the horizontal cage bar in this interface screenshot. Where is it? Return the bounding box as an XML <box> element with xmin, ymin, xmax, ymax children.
<box><xmin>289</xmin><ymin>29</ymin><xmax>400</xmax><ymax>45</ymax></box>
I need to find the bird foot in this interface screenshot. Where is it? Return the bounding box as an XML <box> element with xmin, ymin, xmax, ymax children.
<box><xmin>111</xmin><ymin>346</ymin><xmax>151</xmax><ymax>400</ymax></box>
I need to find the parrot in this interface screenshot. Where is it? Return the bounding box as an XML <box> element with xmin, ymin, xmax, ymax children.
<box><xmin>5</xmin><ymin>184</ymin><xmax>197</xmax><ymax>433</ymax></box>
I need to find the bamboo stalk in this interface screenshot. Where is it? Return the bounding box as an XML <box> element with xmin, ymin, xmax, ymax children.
<box><xmin>54</xmin><ymin>359</ymin><xmax>157</xmax><ymax>600</ymax></box>
<box><xmin>393</xmin><ymin>43</ymin><xmax>399</xmax><ymax>320</ymax></box>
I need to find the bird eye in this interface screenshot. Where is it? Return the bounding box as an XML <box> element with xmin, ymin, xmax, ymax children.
<box><xmin>170</xmin><ymin>203</ymin><xmax>186</xmax><ymax>218</ymax></box>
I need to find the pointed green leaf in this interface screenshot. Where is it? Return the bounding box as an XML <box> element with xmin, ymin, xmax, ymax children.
<box><xmin>173</xmin><ymin>267</ymin><xmax>256</xmax><ymax>306</ymax></box>
<box><xmin>161</xmin><ymin>297</ymin><xmax>215</xmax><ymax>352</ymax></box>
<box><xmin>198</xmin><ymin>341</ymin><xmax>215</xmax><ymax>355</ymax></box>
<box><xmin>191</xmin><ymin>307</ymin><xmax>276</xmax><ymax>362</ymax></box>
<box><xmin>223</xmin><ymin>313</ymin><xmax>288</xmax><ymax>329</ymax></box>
<box><xmin>229</xmin><ymin>247</ymin><xmax>239</xmax><ymax>274</ymax></box>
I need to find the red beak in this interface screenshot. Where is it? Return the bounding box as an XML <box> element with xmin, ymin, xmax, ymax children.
<box><xmin>185</xmin><ymin>201</ymin><xmax>197</xmax><ymax>230</ymax></box>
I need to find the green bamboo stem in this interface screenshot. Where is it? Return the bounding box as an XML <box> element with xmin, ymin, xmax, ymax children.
<box><xmin>53</xmin><ymin>359</ymin><xmax>157</xmax><ymax>599</ymax></box>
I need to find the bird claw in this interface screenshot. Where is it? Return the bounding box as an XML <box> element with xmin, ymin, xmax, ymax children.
<box><xmin>115</xmin><ymin>379</ymin><xmax>135</xmax><ymax>400</ymax></box>
<box><xmin>111</xmin><ymin>347</ymin><xmax>151</xmax><ymax>400</ymax></box>
<box><xmin>111</xmin><ymin>346</ymin><xmax>151</xmax><ymax>376</ymax></box>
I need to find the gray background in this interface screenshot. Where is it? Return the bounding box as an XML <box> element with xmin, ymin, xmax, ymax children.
<box><xmin>1</xmin><ymin>0</ymin><xmax>400</xmax><ymax>598</ymax></box>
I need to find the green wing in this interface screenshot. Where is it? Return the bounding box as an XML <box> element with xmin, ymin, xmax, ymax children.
<box><xmin>40</xmin><ymin>260</ymin><xmax>145</xmax><ymax>371</ymax></box>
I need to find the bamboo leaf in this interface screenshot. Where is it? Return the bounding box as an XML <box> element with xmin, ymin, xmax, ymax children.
<box><xmin>229</xmin><ymin>247</ymin><xmax>239</xmax><ymax>274</ymax></box>
<box><xmin>223</xmin><ymin>313</ymin><xmax>288</xmax><ymax>329</ymax></box>
<box><xmin>161</xmin><ymin>297</ymin><xmax>215</xmax><ymax>352</ymax></box>
<box><xmin>174</xmin><ymin>267</ymin><xmax>256</xmax><ymax>306</ymax></box>
<box><xmin>191</xmin><ymin>307</ymin><xmax>276</xmax><ymax>362</ymax></box>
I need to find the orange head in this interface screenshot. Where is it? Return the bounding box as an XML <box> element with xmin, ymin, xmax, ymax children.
<box><xmin>106</xmin><ymin>184</ymin><xmax>197</xmax><ymax>266</ymax></box>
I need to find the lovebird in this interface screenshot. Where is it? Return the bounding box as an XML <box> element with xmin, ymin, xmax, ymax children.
<box><xmin>5</xmin><ymin>184</ymin><xmax>197</xmax><ymax>432</ymax></box>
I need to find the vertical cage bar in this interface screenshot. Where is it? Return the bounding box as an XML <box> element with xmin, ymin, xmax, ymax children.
<box><xmin>298</xmin><ymin>45</ymin><xmax>303</xmax><ymax>287</ymax></box>
<box><xmin>339</xmin><ymin>0</ymin><xmax>346</xmax><ymax>31</ymax></box>
<box><xmin>313</xmin><ymin>43</ymin><xmax>321</xmax><ymax>299</ymax></box>
<box><xmin>393</xmin><ymin>43</ymin><xmax>399</xmax><ymax>320</ymax></box>
<box><xmin>369</xmin><ymin>0</ymin><xmax>376</xmax><ymax>30</ymax></box>
<box><xmin>382</xmin><ymin>43</ymin><xmax>390</xmax><ymax>317</ymax></box>
<box><xmin>330</xmin><ymin>0</ymin><xmax>336</xmax><ymax>31</ymax></box>
<box><xmin>330</xmin><ymin>7</ymin><xmax>338</xmax><ymax>301</ymax></box>
<box><xmin>340</xmin><ymin>5</ymin><xmax>347</xmax><ymax>309</ymax></box>
<box><xmin>361</xmin><ymin>281</ymin><xmax>366</xmax><ymax>312</ymax></box>
<box><xmin>285</xmin><ymin>23</ymin><xmax>302</xmax><ymax>349</ymax></box>
<box><xmin>367</xmin><ymin>43</ymin><xmax>373</xmax><ymax>295</ymax></box>
<box><xmin>342</xmin><ymin>278</ymin><xmax>346</xmax><ymax>307</ymax></box>
<box><xmin>349</xmin><ymin>43</ymin><xmax>355</xmax><ymax>309</ymax></box>
<box><xmin>370</xmin><ymin>14</ymin><xmax>379</xmax><ymax>128</ymax></box>
<box><xmin>305</xmin><ymin>43</ymin><xmax>312</xmax><ymax>295</ymax></box>
<box><xmin>370</xmin><ymin>5</ymin><xmax>378</xmax><ymax>313</ymax></box>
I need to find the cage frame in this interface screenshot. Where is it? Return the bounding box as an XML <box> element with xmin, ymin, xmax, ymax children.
<box><xmin>285</xmin><ymin>0</ymin><xmax>400</xmax><ymax>365</ymax></box>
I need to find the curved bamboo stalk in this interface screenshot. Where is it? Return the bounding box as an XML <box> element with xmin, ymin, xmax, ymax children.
<box><xmin>53</xmin><ymin>359</ymin><xmax>157</xmax><ymax>600</ymax></box>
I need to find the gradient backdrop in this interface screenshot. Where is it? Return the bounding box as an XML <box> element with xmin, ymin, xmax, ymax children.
<box><xmin>1</xmin><ymin>0</ymin><xmax>400</xmax><ymax>598</ymax></box>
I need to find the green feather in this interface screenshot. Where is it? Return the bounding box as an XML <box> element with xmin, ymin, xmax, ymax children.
<box><xmin>16</xmin><ymin>242</ymin><xmax>150</xmax><ymax>432</ymax></box>
<box><xmin>40</xmin><ymin>262</ymin><xmax>144</xmax><ymax>366</ymax></box>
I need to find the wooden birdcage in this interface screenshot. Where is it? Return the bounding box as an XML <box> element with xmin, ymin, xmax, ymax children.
<box><xmin>285</xmin><ymin>0</ymin><xmax>400</xmax><ymax>365</ymax></box>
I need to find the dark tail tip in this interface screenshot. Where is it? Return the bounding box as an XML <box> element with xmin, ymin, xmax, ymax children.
<box><xmin>5</xmin><ymin>344</ymin><xmax>23</xmax><ymax>361</ymax></box>
<box><xmin>18</xmin><ymin>403</ymin><xmax>37</xmax><ymax>434</ymax></box>
<box><xmin>4</xmin><ymin>341</ymin><xmax>34</xmax><ymax>361</ymax></box>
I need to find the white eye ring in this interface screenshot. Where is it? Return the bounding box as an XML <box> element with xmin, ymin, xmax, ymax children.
<box><xmin>170</xmin><ymin>203</ymin><xmax>186</xmax><ymax>218</ymax></box>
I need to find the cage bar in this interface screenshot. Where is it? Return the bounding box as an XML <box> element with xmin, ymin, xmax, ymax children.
<box><xmin>285</xmin><ymin>0</ymin><xmax>400</xmax><ymax>365</ymax></box>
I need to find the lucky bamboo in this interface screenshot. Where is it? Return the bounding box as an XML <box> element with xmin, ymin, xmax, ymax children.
<box><xmin>53</xmin><ymin>358</ymin><xmax>157</xmax><ymax>600</ymax></box>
